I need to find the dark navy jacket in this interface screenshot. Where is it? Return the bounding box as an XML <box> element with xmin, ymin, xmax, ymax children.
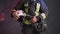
<box><xmin>14</xmin><ymin>0</ymin><xmax>48</xmax><ymax>17</ymax></box>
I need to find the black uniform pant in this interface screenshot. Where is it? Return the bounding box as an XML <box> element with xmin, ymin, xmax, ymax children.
<box><xmin>22</xmin><ymin>23</ymin><xmax>42</xmax><ymax>34</ymax></box>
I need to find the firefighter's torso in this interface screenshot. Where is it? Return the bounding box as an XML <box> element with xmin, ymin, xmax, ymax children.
<box><xmin>22</xmin><ymin>0</ymin><xmax>41</xmax><ymax>24</ymax></box>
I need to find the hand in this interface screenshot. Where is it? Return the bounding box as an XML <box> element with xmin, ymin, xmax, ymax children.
<box><xmin>12</xmin><ymin>10</ymin><xmax>24</xmax><ymax>19</ymax></box>
<box><xmin>30</xmin><ymin>16</ymin><xmax>38</xmax><ymax>23</ymax></box>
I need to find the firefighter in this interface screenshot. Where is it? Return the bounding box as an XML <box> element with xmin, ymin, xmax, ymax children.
<box><xmin>11</xmin><ymin>0</ymin><xmax>48</xmax><ymax>34</ymax></box>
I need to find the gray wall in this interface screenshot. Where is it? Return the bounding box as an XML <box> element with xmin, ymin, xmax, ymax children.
<box><xmin>46</xmin><ymin>0</ymin><xmax>60</xmax><ymax>34</ymax></box>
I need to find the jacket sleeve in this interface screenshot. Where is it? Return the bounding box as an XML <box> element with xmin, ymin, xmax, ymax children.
<box><xmin>39</xmin><ymin>0</ymin><xmax>48</xmax><ymax>20</ymax></box>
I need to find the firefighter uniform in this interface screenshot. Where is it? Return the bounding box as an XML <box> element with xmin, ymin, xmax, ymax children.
<box><xmin>12</xmin><ymin>0</ymin><xmax>48</xmax><ymax>34</ymax></box>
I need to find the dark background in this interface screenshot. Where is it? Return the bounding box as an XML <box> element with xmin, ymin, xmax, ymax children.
<box><xmin>0</xmin><ymin>0</ymin><xmax>60</xmax><ymax>34</ymax></box>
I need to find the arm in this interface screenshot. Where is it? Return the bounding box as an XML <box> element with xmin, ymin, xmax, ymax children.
<box><xmin>40</xmin><ymin>0</ymin><xmax>48</xmax><ymax>20</ymax></box>
<box><xmin>11</xmin><ymin>1</ymin><xmax>24</xmax><ymax>20</ymax></box>
<box><xmin>32</xmin><ymin>0</ymin><xmax>48</xmax><ymax>20</ymax></box>
<box><xmin>34</xmin><ymin>1</ymin><xmax>48</xmax><ymax>31</ymax></box>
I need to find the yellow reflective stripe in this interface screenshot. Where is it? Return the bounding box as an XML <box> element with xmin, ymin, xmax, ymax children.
<box><xmin>36</xmin><ymin>3</ymin><xmax>41</xmax><ymax>12</ymax></box>
<box><xmin>41</xmin><ymin>13</ymin><xmax>46</xmax><ymax>19</ymax></box>
<box><xmin>24</xmin><ymin>2</ymin><xmax>28</xmax><ymax>7</ymax></box>
<box><xmin>23</xmin><ymin>2</ymin><xmax>31</xmax><ymax>24</ymax></box>
<box><xmin>35</xmin><ymin>3</ymin><xmax>41</xmax><ymax>16</ymax></box>
<box><xmin>23</xmin><ymin>20</ymin><xmax>31</xmax><ymax>24</ymax></box>
<box><xmin>24</xmin><ymin>2</ymin><xmax>28</xmax><ymax>14</ymax></box>
<box><xmin>35</xmin><ymin>12</ymin><xmax>39</xmax><ymax>16</ymax></box>
<box><xmin>25</xmin><ymin>8</ymin><xmax>28</xmax><ymax>14</ymax></box>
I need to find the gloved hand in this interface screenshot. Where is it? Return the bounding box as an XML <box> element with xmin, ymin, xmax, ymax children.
<box><xmin>11</xmin><ymin>10</ymin><xmax>26</xmax><ymax>20</ymax></box>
